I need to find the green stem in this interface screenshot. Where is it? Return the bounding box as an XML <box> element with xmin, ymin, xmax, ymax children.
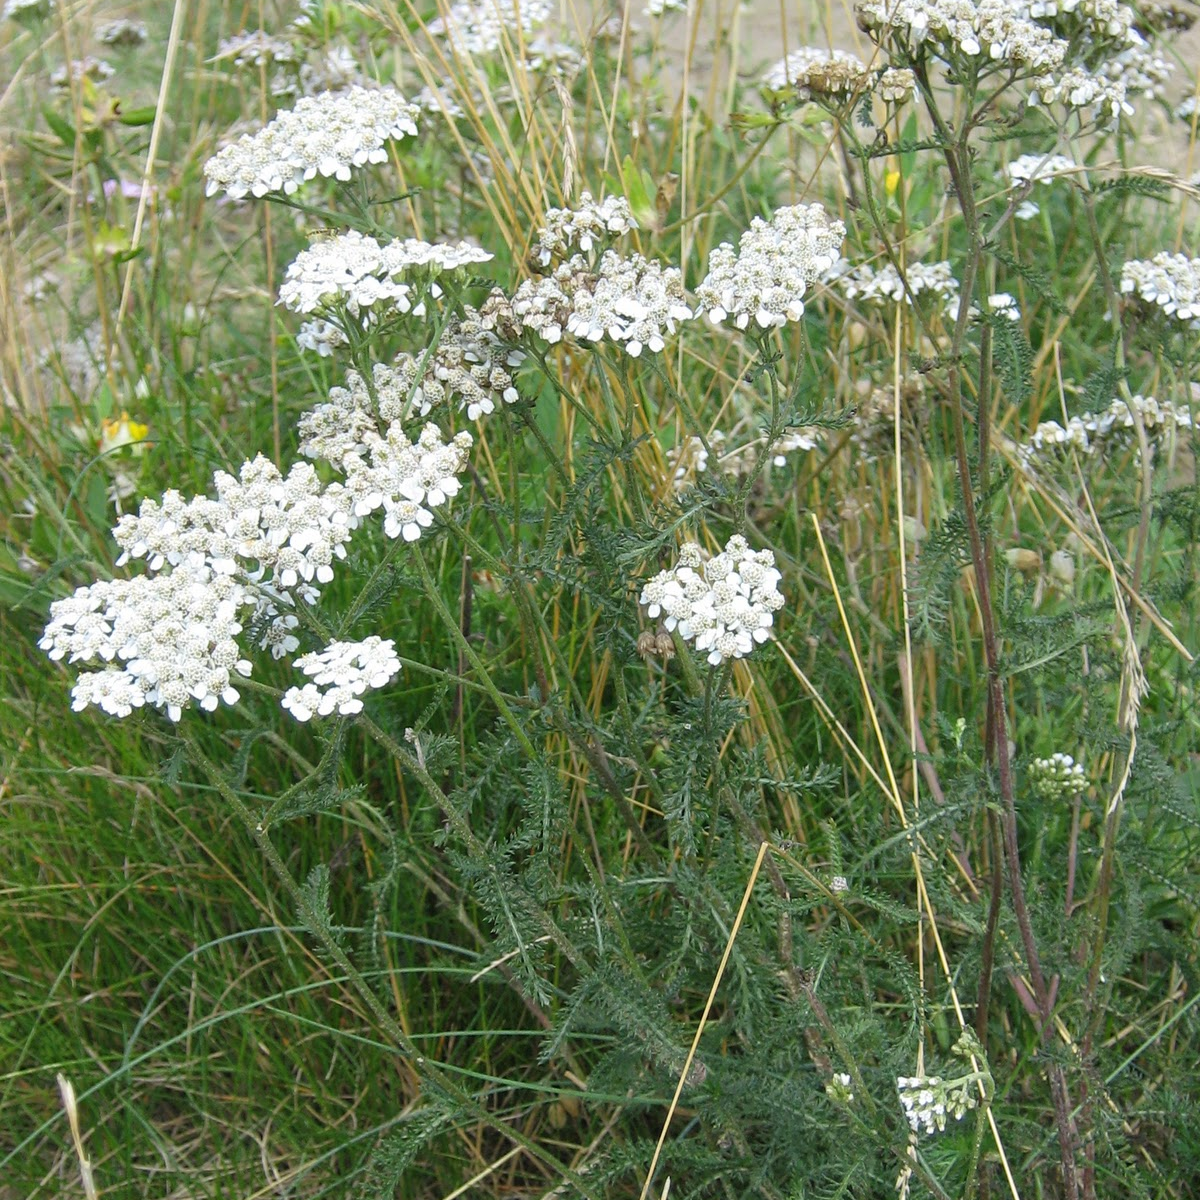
<box><xmin>411</xmin><ymin>543</ymin><xmax>540</xmax><ymax>761</ymax></box>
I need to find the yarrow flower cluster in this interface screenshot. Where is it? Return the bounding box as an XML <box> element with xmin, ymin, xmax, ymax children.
<box><xmin>639</xmin><ymin>535</ymin><xmax>785</xmax><ymax>666</ymax></box>
<box><xmin>1006</xmin><ymin>151</ymin><xmax>1076</xmax><ymax>185</ymax></box>
<box><xmin>534</xmin><ymin>192</ymin><xmax>638</xmax><ymax>266</ymax></box>
<box><xmin>428</xmin><ymin>0</ymin><xmax>553</xmax><ymax>55</ymax></box>
<box><xmin>296</xmin><ymin>317</ymin><xmax>348</xmax><ymax>357</ymax></box>
<box><xmin>4</xmin><ymin>0</ymin><xmax>52</xmax><ymax>21</ymax></box>
<box><xmin>416</xmin><ymin>309</ymin><xmax>526</xmax><ymax>419</ymax></box>
<box><xmin>41</xmin><ymin>458</ymin><xmax>359</xmax><ymax>721</ymax></box>
<box><xmin>984</xmin><ymin>291</ymin><xmax>1020</xmax><ymax>320</ymax></box>
<box><xmin>1030</xmin><ymin>752</ymin><xmax>1087</xmax><ymax>799</ymax></box>
<box><xmin>877</xmin><ymin>66</ymin><xmax>917</xmax><ymax>101</ymax></box>
<box><xmin>1030</xmin><ymin>65</ymin><xmax>1134</xmax><ymax>121</ymax></box>
<box><xmin>696</xmin><ymin>203</ymin><xmax>846</xmax><ymax>330</ymax></box>
<box><xmin>513</xmin><ymin>250</ymin><xmax>693</xmax><ymax>356</ymax></box>
<box><xmin>112</xmin><ymin>456</ymin><xmax>354</xmax><ymax>598</ymax></box>
<box><xmin>897</xmin><ymin>1073</ymin><xmax>980</xmax><ymax>1136</ymax></box>
<box><xmin>840</xmin><ymin>259</ymin><xmax>960</xmax><ymax>312</ymax></box>
<box><xmin>856</xmin><ymin>0</ymin><xmax>1154</xmax><ymax>123</ymax></box>
<box><xmin>278</xmin><ymin>231</ymin><xmax>492</xmax><ymax>322</ymax></box>
<box><xmin>281</xmin><ymin>637</ymin><xmax>401</xmax><ymax>721</ymax></box>
<box><xmin>1023</xmin><ymin>393</ymin><xmax>1193</xmax><ymax>460</ymax></box>
<box><xmin>644</xmin><ymin>0</ymin><xmax>686</xmax><ymax>15</ymax></box>
<box><xmin>96</xmin><ymin>17</ymin><xmax>148</xmax><ymax>46</ymax></box>
<box><xmin>761</xmin><ymin>47</ymin><xmax>869</xmax><ymax>99</ymax></box>
<box><xmin>212</xmin><ymin>29</ymin><xmax>298</xmax><ymax>68</ymax></box>
<box><xmin>328</xmin><ymin>417</ymin><xmax>475</xmax><ymax>542</ymax></box>
<box><xmin>856</xmin><ymin>0</ymin><xmax>1068</xmax><ymax>72</ymax></box>
<box><xmin>1120</xmin><ymin>252</ymin><xmax>1200</xmax><ymax>322</ymax></box>
<box><xmin>1100</xmin><ymin>29</ymin><xmax>1171</xmax><ymax>100</ymax></box>
<box><xmin>40</xmin><ymin>567</ymin><xmax>254</xmax><ymax>721</ymax></box>
<box><xmin>203</xmin><ymin>86</ymin><xmax>419</xmax><ymax>199</ymax></box>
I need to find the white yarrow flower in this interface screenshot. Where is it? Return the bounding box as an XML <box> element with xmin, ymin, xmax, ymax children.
<box><xmin>639</xmin><ymin>535</ymin><xmax>784</xmax><ymax>666</ymax></box>
<box><xmin>278</xmin><ymin>231</ymin><xmax>491</xmax><ymax>323</ymax></box>
<box><xmin>535</xmin><ymin>192</ymin><xmax>638</xmax><ymax>266</ymax></box>
<box><xmin>281</xmin><ymin>636</ymin><xmax>401</xmax><ymax>720</ymax></box>
<box><xmin>696</xmin><ymin>203</ymin><xmax>845</xmax><ymax>330</ymax></box>
<box><xmin>428</xmin><ymin>0</ymin><xmax>553</xmax><ymax>55</ymax></box>
<box><xmin>514</xmin><ymin>250</ymin><xmax>693</xmax><ymax>356</ymax></box>
<box><xmin>1120</xmin><ymin>252</ymin><xmax>1200</xmax><ymax>322</ymax></box>
<box><xmin>203</xmin><ymin>85</ymin><xmax>419</xmax><ymax>199</ymax></box>
<box><xmin>841</xmin><ymin>259</ymin><xmax>960</xmax><ymax>314</ymax></box>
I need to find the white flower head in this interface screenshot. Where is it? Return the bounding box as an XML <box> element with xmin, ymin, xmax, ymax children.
<box><xmin>1120</xmin><ymin>252</ymin><xmax>1200</xmax><ymax>322</ymax></box>
<box><xmin>278</xmin><ymin>231</ymin><xmax>491</xmax><ymax>324</ymax></box>
<box><xmin>696</xmin><ymin>203</ymin><xmax>845</xmax><ymax>330</ymax></box>
<box><xmin>428</xmin><ymin>0</ymin><xmax>553</xmax><ymax>55</ymax></box>
<box><xmin>841</xmin><ymin>259</ymin><xmax>960</xmax><ymax>316</ymax></box>
<box><xmin>534</xmin><ymin>192</ymin><xmax>638</xmax><ymax>266</ymax></box>
<box><xmin>514</xmin><ymin>250</ymin><xmax>693</xmax><ymax>356</ymax></box>
<box><xmin>640</xmin><ymin>535</ymin><xmax>784</xmax><ymax>666</ymax></box>
<box><xmin>336</xmin><ymin>422</ymin><xmax>475</xmax><ymax>543</ymax></box>
<box><xmin>203</xmin><ymin>86</ymin><xmax>419</xmax><ymax>200</ymax></box>
<box><xmin>281</xmin><ymin>636</ymin><xmax>401</xmax><ymax>720</ymax></box>
<box><xmin>96</xmin><ymin>17</ymin><xmax>148</xmax><ymax>46</ymax></box>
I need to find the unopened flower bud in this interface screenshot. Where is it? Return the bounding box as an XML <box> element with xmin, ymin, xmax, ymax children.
<box><xmin>1005</xmin><ymin>547</ymin><xmax>1042</xmax><ymax>575</ymax></box>
<box><xmin>1049</xmin><ymin>549</ymin><xmax>1075</xmax><ymax>586</ymax></box>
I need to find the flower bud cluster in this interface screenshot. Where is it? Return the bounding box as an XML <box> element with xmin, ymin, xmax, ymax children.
<box><xmin>897</xmin><ymin>1073</ymin><xmax>979</xmax><ymax>1136</ymax></box>
<box><xmin>877</xmin><ymin>67</ymin><xmax>917</xmax><ymax>101</ymax></box>
<box><xmin>640</xmin><ymin>535</ymin><xmax>784</xmax><ymax>666</ymax></box>
<box><xmin>761</xmin><ymin>47</ymin><xmax>870</xmax><ymax>99</ymax></box>
<box><xmin>1120</xmin><ymin>251</ymin><xmax>1200</xmax><ymax>322</ymax></box>
<box><xmin>535</xmin><ymin>192</ymin><xmax>638</xmax><ymax>266</ymax></box>
<box><xmin>281</xmin><ymin>636</ymin><xmax>401</xmax><ymax>721</ymax></box>
<box><xmin>97</xmin><ymin>18</ymin><xmax>147</xmax><ymax>46</ymax></box>
<box><xmin>203</xmin><ymin>86</ymin><xmax>419</xmax><ymax>199</ymax></box>
<box><xmin>513</xmin><ymin>250</ymin><xmax>693</xmax><ymax>356</ymax></box>
<box><xmin>696</xmin><ymin>203</ymin><xmax>845</xmax><ymax>330</ymax></box>
<box><xmin>1030</xmin><ymin>752</ymin><xmax>1087</xmax><ymax>799</ymax></box>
